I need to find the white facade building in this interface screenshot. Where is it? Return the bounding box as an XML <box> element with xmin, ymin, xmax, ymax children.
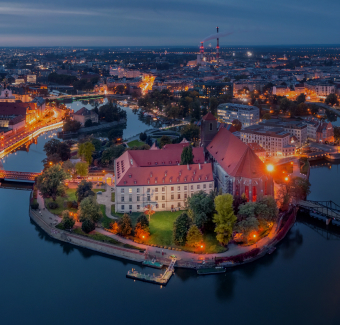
<box><xmin>217</xmin><ymin>103</ymin><xmax>260</xmax><ymax>127</ymax></box>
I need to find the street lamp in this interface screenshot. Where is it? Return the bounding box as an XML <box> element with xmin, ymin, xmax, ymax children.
<box><xmin>266</xmin><ymin>164</ymin><xmax>274</xmax><ymax>172</ymax></box>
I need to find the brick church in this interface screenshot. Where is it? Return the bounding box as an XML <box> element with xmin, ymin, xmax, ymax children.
<box><xmin>200</xmin><ymin>112</ymin><xmax>274</xmax><ymax>201</ymax></box>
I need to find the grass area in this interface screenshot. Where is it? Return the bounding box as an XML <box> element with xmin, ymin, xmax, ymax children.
<box><xmin>99</xmin><ymin>204</ymin><xmax>115</xmax><ymax>229</ymax></box>
<box><xmin>112</xmin><ymin>210</ymin><xmax>227</xmax><ymax>254</ymax></box>
<box><xmin>44</xmin><ymin>188</ymin><xmax>77</xmax><ymax>216</ymax></box>
<box><xmin>72</xmin><ymin>227</ymin><xmax>143</xmax><ymax>251</ymax></box>
<box><xmin>93</xmin><ymin>188</ymin><xmax>106</xmax><ymax>193</ymax></box>
<box><xmin>111</xmin><ymin>192</ymin><xmax>115</xmax><ymax>202</ymax></box>
<box><xmin>127</xmin><ymin>140</ymin><xmax>145</xmax><ymax>147</ymax></box>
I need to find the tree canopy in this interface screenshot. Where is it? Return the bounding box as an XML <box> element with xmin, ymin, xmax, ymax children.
<box><xmin>173</xmin><ymin>212</ymin><xmax>192</xmax><ymax>246</ymax></box>
<box><xmin>78</xmin><ymin>141</ymin><xmax>95</xmax><ymax>164</ymax></box>
<box><xmin>180</xmin><ymin>145</ymin><xmax>194</xmax><ymax>165</ymax></box>
<box><xmin>78</xmin><ymin>196</ymin><xmax>102</xmax><ymax>224</ymax></box>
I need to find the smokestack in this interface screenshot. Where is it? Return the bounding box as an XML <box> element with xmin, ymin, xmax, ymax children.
<box><xmin>200</xmin><ymin>41</ymin><xmax>204</xmax><ymax>54</ymax></box>
<box><xmin>216</xmin><ymin>26</ymin><xmax>219</xmax><ymax>65</ymax></box>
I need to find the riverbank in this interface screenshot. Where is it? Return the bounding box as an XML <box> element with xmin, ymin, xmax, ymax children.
<box><xmin>30</xmin><ymin>190</ymin><xmax>297</xmax><ymax>269</ymax></box>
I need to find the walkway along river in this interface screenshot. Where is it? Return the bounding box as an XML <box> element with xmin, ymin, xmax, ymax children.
<box><xmin>2</xmin><ymin>133</ymin><xmax>340</xmax><ymax>324</ymax></box>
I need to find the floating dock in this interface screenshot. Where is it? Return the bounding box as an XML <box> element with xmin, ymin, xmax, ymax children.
<box><xmin>142</xmin><ymin>259</ymin><xmax>163</xmax><ymax>269</ymax></box>
<box><xmin>197</xmin><ymin>267</ymin><xmax>226</xmax><ymax>275</ymax></box>
<box><xmin>127</xmin><ymin>257</ymin><xmax>176</xmax><ymax>286</ymax></box>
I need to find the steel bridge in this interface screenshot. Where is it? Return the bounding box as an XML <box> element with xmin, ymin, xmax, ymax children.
<box><xmin>297</xmin><ymin>200</ymin><xmax>340</xmax><ymax>221</ymax></box>
<box><xmin>0</xmin><ymin>170</ymin><xmax>41</xmax><ymax>182</ymax></box>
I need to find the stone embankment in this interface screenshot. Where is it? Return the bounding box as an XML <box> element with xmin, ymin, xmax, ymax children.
<box><xmin>29</xmin><ymin>207</ymin><xmax>145</xmax><ymax>263</ymax></box>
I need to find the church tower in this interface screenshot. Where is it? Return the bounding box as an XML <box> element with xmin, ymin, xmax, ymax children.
<box><xmin>200</xmin><ymin>112</ymin><xmax>218</xmax><ymax>150</ymax></box>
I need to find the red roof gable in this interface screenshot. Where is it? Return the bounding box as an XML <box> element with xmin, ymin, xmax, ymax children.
<box><xmin>116</xmin><ymin>163</ymin><xmax>213</xmax><ymax>187</ymax></box>
<box><xmin>202</xmin><ymin>112</ymin><xmax>216</xmax><ymax>121</ymax></box>
<box><xmin>207</xmin><ymin>127</ymin><xmax>266</xmax><ymax>178</ymax></box>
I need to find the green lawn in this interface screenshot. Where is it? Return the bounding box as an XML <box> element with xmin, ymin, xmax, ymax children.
<box><xmin>111</xmin><ymin>192</ymin><xmax>115</xmax><ymax>202</ymax></box>
<box><xmin>110</xmin><ymin>210</ymin><xmax>227</xmax><ymax>253</ymax></box>
<box><xmin>44</xmin><ymin>188</ymin><xmax>77</xmax><ymax>216</ymax></box>
<box><xmin>127</xmin><ymin>140</ymin><xmax>145</xmax><ymax>147</ymax></box>
<box><xmin>100</xmin><ymin>204</ymin><xmax>114</xmax><ymax>229</ymax></box>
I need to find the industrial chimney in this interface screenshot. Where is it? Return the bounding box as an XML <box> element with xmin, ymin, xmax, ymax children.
<box><xmin>200</xmin><ymin>41</ymin><xmax>204</xmax><ymax>54</ymax></box>
<box><xmin>216</xmin><ymin>26</ymin><xmax>219</xmax><ymax>65</ymax></box>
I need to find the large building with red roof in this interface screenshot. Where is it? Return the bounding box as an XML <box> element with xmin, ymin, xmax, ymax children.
<box><xmin>201</xmin><ymin>113</ymin><xmax>274</xmax><ymax>201</ymax></box>
<box><xmin>114</xmin><ymin>145</ymin><xmax>213</xmax><ymax>212</ymax></box>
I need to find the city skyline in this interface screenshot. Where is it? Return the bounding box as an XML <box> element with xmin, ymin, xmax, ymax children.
<box><xmin>1</xmin><ymin>0</ymin><xmax>340</xmax><ymax>46</ymax></box>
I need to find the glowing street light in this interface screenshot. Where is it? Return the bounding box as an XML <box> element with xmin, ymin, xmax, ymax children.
<box><xmin>266</xmin><ymin>164</ymin><xmax>274</xmax><ymax>172</ymax></box>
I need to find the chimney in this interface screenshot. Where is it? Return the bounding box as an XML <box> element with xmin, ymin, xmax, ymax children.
<box><xmin>187</xmin><ymin>164</ymin><xmax>190</xmax><ymax>170</ymax></box>
<box><xmin>199</xmin><ymin>163</ymin><xmax>202</xmax><ymax>170</ymax></box>
<box><xmin>200</xmin><ymin>42</ymin><xmax>204</xmax><ymax>54</ymax></box>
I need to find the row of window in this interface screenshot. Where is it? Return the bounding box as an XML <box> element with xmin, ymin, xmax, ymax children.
<box><xmin>120</xmin><ymin>192</ymin><xmax>194</xmax><ymax>202</ymax></box>
<box><xmin>120</xmin><ymin>202</ymin><xmax>182</xmax><ymax>211</ymax></box>
<box><xmin>120</xmin><ymin>184</ymin><xmax>212</xmax><ymax>193</ymax></box>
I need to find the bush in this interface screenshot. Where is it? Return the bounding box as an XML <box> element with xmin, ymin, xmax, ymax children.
<box><xmin>82</xmin><ymin>218</ymin><xmax>95</xmax><ymax>233</ymax></box>
<box><xmin>67</xmin><ymin>200</ymin><xmax>78</xmax><ymax>209</ymax></box>
<box><xmin>30</xmin><ymin>202</ymin><xmax>39</xmax><ymax>210</ymax></box>
<box><xmin>84</xmin><ymin>119</ymin><xmax>93</xmax><ymax>127</ymax></box>
<box><xmin>48</xmin><ymin>202</ymin><xmax>59</xmax><ymax>209</ymax></box>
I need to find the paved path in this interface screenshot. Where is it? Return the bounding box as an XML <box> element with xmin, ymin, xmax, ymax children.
<box><xmin>36</xmin><ymin>191</ymin><xmax>281</xmax><ymax>264</ymax></box>
<box><xmin>96</xmin><ymin>184</ymin><xmax>116</xmax><ymax>219</ymax></box>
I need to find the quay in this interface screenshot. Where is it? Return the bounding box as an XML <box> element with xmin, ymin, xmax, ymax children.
<box><xmin>197</xmin><ymin>267</ymin><xmax>226</xmax><ymax>275</ymax></box>
<box><xmin>127</xmin><ymin>257</ymin><xmax>176</xmax><ymax>285</ymax></box>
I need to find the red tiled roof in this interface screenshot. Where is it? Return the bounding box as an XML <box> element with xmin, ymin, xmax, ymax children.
<box><xmin>162</xmin><ymin>143</ymin><xmax>189</xmax><ymax>150</ymax></box>
<box><xmin>246</xmin><ymin>142</ymin><xmax>266</xmax><ymax>153</ymax></box>
<box><xmin>202</xmin><ymin>112</ymin><xmax>216</xmax><ymax>121</ymax></box>
<box><xmin>115</xmin><ymin>147</ymin><xmax>205</xmax><ymax>182</ymax></box>
<box><xmin>74</xmin><ymin>107</ymin><xmax>91</xmax><ymax>116</ymax></box>
<box><xmin>207</xmin><ymin>127</ymin><xmax>266</xmax><ymax>178</ymax></box>
<box><xmin>116</xmin><ymin>163</ymin><xmax>213</xmax><ymax>187</ymax></box>
<box><xmin>8</xmin><ymin>115</ymin><xmax>25</xmax><ymax>125</ymax></box>
<box><xmin>0</xmin><ymin>102</ymin><xmax>33</xmax><ymax>116</ymax></box>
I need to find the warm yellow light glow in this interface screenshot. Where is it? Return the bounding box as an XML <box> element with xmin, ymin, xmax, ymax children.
<box><xmin>266</xmin><ymin>164</ymin><xmax>274</xmax><ymax>172</ymax></box>
<box><xmin>285</xmin><ymin>177</ymin><xmax>289</xmax><ymax>181</ymax></box>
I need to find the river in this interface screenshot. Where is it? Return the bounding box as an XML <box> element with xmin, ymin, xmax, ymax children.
<box><xmin>2</xmin><ymin>133</ymin><xmax>340</xmax><ymax>325</ymax></box>
<box><xmin>65</xmin><ymin>98</ymin><xmax>163</xmax><ymax>139</ymax></box>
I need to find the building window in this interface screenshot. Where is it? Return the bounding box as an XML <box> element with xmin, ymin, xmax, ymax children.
<box><xmin>147</xmin><ymin>195</ymin><xmax>150</xmax><ymax>201</ymax></box>
<box><xmin>177</xmin><ymin>186</ymin><xmax>180</xmax><ymax>191</ymax></box>
<box><xmin>137</xmin><ymin>205</ymin><xmax>140</xmax><ymax>209</ymax></box>
<box><xmin>210</xmin><ymin>123</ymin><xmax>212</xmax><ymax>131</ymax></box>
<box><xmin>121</xmin><ymin>188</ymin><xmax>124</xmax><ymax>193</ymax></box>
<box><xmin>184</xmin><ymin>186</ymin><xmax>187</xmax><ymax>191</ymax></box>
<box><xmin>184</xmin><ymin>194</ymin><xmax>187</xmax><ymax>199</ymax></box>
<box><xmin>209</xmin><ymin>183</ymin><xmax>213</xmax><ymax>189</ymax></box>
<box><xmin>121</xmin><ymin>196</ymin><xmax>124</xmax><ymax>202</ymax></box>
<box><xmin>191</xmin><ymin>185</ymin><xmax>193</xmax><ymax>190</ymax></box>
<box><xmin>137</xmin><ymin>188</ymin><xmax>140</xmax><ymax>193</ymax></box>
<box><xmin>178</xmin><ymin>202</ymin><xmax>181</xmax><ymax>208</ymax></box>
<box><xmin>155</xmin><ymin>188</ymin><xmax>158</xmax><ymax>193</ymax></box>
<box><xmin>171</xmin><ymin>195</ymin><xmax>174</xmax><ymax>200</ymax></box>
<box><xmin>162</xmin><ymin>187</ymin><xmax>165</xmax><ymax>192</ymax></box>
<box><xmin>177</xmin><ymin>194</ymin><xmax>181</xmax><ymax>199</ymax></box>
<box><xmin>171</xmin><ymin>187</ymin><xmax>174</xmax><ymax>191</ymax></box>
<box><xmin>129</xmin><ymin>195</ymin><xmax>132</xmax><ymax>202</ymax></box>
<box><xmin>197</xmin><ymin>185</ymin><xmax>200</xmax><ymax>189</ymax></box>
<box><xmin>147</xmin><ymin>188</ymin><xmax>150</xmax><ymax>193</ymax></box>
<box><xmin>156</xmin><ymin>204</ymin><xmax>159</xmax><ymax>209</ymax></box>
<box><xmin>129</xmin><ymin>188</ymin><xmax>132</xmax><ymax>193</ymax></box>
<box><xmin>121</xmin><ymin>205</ymin><xmax>124</xmax><ymax>210</ymax></box>
<box><xmin>203</xmin><ymin>184</ymin><xmax>206</xmax><ymax>189</ymax></box>
<box><xmin>162</xmin><ymin>195</ymin><xmax>165</xmax><ymax>200</ymax></box>
<box><xmin>162</xmin><ymin>203</ymin><xmax>165</xmax><ymax>208</ymax></box>
<box><xmin>129</xmin><ymin>205</ymin><xmax>132</xmax><ymax>210</ymax></box>
<box><xmin>137</xmin><ymin>196</ymin><xmax>140</xmax><ymax>201</ymax></box>
<box><xmin>155</xmin><ymin>196</ymin><xmax>158</xmax><ymax>200</ymax></box>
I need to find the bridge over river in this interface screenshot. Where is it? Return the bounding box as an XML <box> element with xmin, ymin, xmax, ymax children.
<box><xmin>297</xmin><ymin>200</ymin><xmax>340</xmax><ymax>223</ymax></box>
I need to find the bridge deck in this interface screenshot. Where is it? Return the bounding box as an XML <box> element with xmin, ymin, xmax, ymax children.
<box><xmin>298</xmin><ymin>200</ymin><xmax>340</xmax><ymax>220</ymax></box>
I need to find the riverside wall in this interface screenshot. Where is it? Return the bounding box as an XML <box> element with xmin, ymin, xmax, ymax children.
<box><xmin>29</xmin><ymin>208</ymin><xmax>145</xmax><ymax>263</ymax></box>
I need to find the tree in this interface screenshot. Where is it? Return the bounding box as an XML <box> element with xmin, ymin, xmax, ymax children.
<box><xmin>76</xmin><ymin>180</ymin><xmax>94</xmax><ymax>202</ymax></box>
<box><xmin>62</xmin><ymin>160</ymin><xmax>75</xmax><ymax>176</ymax></box>
<box><xmin>180</xmin><ymin>124</ymin><xmax>200</xmax><ymax>142</ymax></box>
<box><xmin>209</xmin><ymin>98</ymin><xmax>219</xmax><ymax>116</ymax></box>
<box><xmin>287</xmin><ymin>177</ymin><xmax>311</xmax><ymax>202</ymax></box>
<box><xmin>238</xmin><ymin>202</ymin><xmax>257</xmax><ymax>220</ymax></box>
<box><xmin>173</xmin><ymin>212</ymin><xmax>191</xmax><ymax>246</ymax></box>
<box><xmin>232</xmin><ymin>119</ymin><xmax>242</xmax><ymax>131</ymax></box>
<box><xmin>296</xmin><ymin>93</ymin><xmax>306</xmax><ymax>104</ymax></box>
<box><xmin>78</xmin><ymin>196</ymin><xmax>102</xmax><ymax>224</ymax></box>
<box><xmin>262</xmin><ymin>113</ymin><xmax>271</xmax><ymax>120</ymax></box>
<box><xmin>101</xmin><ymin>145</ymin><xmax>125</xmax><ymax>165</ymax></box>
<box><xmin>160</xmin><ymin>135</ymin><xmax>172</xmax><ymax>148</ymax></box>
<box><xmin>139</xmin><ymin>132</ymin><xmax>147</xmax><ymax>142</ymax></box>
<box><xmin>213</xmin><ymin>194</ymin><xmax>237</xmax><ymax>245</ymax></box>
<box><xmin>108</xmin><ymin>128</ymin><xmax>124</xmax><ymax>142</ymax></box>
<box><xmin>75</xmin><ymin>162</ymin><xmax>89</xmax><ymax>177</ymax></box>
<box><xmin>61</xmin><ymin>210</ymin><xmax>75</xmax><ymax>230</ymax></box>
<box><xmin>144</xmin><ymin>204</ymin><xmax>155</xmax><ymax>221</ymax></box>
<box><xmin>325</xmin><ymin>93</ymin><xmax>338</xmax><ymax>106</ymax></box>
<box><xmin>91</xmin><ymin>138</ymin><xmax>102</xmax><ymax>151</ymax></box>
<box><xmin>63</xmin><ymin>119</ymin><xmax>81</xmax><ymax>133</ymax></box>
<box><xmin>233</xmin><ymin>194</ymin><xmax>247</xmax><ymax>215</ymax></box>
<box><xmin>180</xmin><ymin>145</ymin><xmax>194</xmax><ymax>165</ymax></box>
<box><xmin>82</xmin><ymin>218</ymin><xmax>95</xmax><ymax>233</ymax></box>
<box><xmin>255</xmin><ymin>196</ymin><xmax>278</xmax><ymax>222</ymax></box>
<box><xmin>36</xmin><ymin>164</ymin><xmax>69</xmax><ymax>201</ymax></box>
<box><xmin>279</xmin><ymin>97</ymin><xmax>291</xmax><ymax>112</ymax></box>
<box><xmin>134</xmin><ymin>214</ymin><xmax>150</xmax><ymax>239</ymax></box>
<box><xmin>84</xmin><ymin>119</ymin><xmax>93</xmax><ymax>127</ymax></box>
<box><xmin>78</xmin><ymin>141</ymin><xmax>95</xmax><ymax>164</ymax></box>
<box><xmin>235</xmin><ymin>217</ymin><xmax>259</xmax><ymax>240</ymax></box>
<box><xmin>44</xmin><ymin>139</ymin><xmax>61</xmax><ymax>157</ymax></box>
<box><xmin>190</xmin><ymin>100</ymin><xmax>201</xmax><ymax>121</ymax></box>
<box><xmin>186</xmin><ymin>225</ymin><xmax>203</xmax><ymax>247</ymax></box>
<box><xmin>119</xmin><ymin>214</ymin><xmax>132</xmax><ymax>236</ymax></box>
<box><xmin>187</xmin><ymin>191</ymin><xmax>215</xmax><ymax>230</ymax></box>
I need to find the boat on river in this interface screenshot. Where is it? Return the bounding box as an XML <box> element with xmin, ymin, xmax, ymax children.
<box><xmin>142</xmin><ymin>259</ymin><xmax>163</xmax><ymax>269</ymax></box>
<box><xmin>197</xmin><ymin>266</ymin><xmax>226</xmax><ymax>275</ymax></box>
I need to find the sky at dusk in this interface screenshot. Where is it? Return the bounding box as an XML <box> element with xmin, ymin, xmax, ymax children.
<box><xmin>0</xmin><ymin>0</ymin><xmax>339</xmax><ymax>47</ymax></box>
